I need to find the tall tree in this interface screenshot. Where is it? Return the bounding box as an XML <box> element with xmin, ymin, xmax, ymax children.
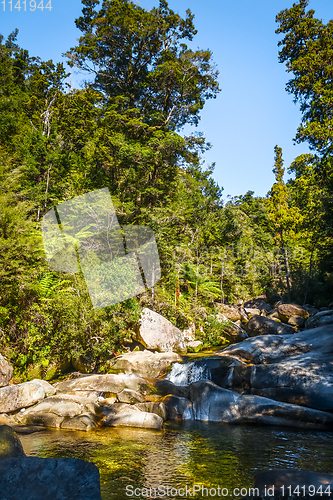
<box><xmin>276</xmin><ymin>0</ymin><xmax>333</xmax><ymax>157</ymax></box>
<box><xmin>67</xmin><ymin>0</ymin><xmax>220</xmax><ymax>130</ymax></box>
<box><xmin>267</xmin><ymin>146</ymin><xmax>302</xmax><ymax>300</ymax></box>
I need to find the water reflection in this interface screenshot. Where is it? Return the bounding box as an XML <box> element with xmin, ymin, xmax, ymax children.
<box><xmin>19</xmin><ymin>423</ymin><xmax>333</xmax><ymax>500</ymax></box>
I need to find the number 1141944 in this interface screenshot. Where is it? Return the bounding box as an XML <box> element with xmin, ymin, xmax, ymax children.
<box><xmin>1</xmin><ymin>0</ymin><xmax>52</xmax><ymax>11</ymax></box>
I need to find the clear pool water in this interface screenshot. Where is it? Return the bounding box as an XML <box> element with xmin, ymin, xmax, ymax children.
<box><xmin>20</xmin><ymin>421</ymin><xmax>333</xmax><ymax>499</ymax></box>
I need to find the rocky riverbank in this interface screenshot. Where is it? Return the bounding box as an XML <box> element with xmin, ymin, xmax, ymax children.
<box><xmin>0</xmin><ymin>298</ymin><xmax>332</xmax><ymax>433</ymax></box>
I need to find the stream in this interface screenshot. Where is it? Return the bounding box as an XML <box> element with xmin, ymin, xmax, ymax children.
<box><xmin>19</xmin><ymin>357</ymin><xmax>333</xmax><ymax>499</ymax></box>
<box><xmin>20</xmin><ymin>423</ymin><xmax>333</xmax><ymax>499</ymax></box>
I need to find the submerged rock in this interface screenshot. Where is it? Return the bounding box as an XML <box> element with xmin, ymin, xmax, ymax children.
<box><xmin>0</xmin><ymin>425</ymin><xmax>25</xmax><ymax>460</ymax></box>
<box><xmin>0</xmin><ymin>457</ymin><xmax>102</xmax><ymax>500</ymax></box>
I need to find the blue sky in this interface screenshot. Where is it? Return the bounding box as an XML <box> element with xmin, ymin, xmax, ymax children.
<box><xmin>1</xmin><ymin>0</ymin><xmax>332</xmax><ymax>199</ymax></box>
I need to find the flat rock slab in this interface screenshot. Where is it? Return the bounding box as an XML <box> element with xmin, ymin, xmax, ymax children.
<box><xmin>107</xmin><ymin>350</ymin><xmax>182</xmax><ymax>378</ymax></box>
<box><xmin>0</xmin><ymin>379</ymin><xmax>56</xmax><ymax>413</ymax></box>
<box><xmin>0</xmin><ymin>457</ymin><xmax>102</xmax><ymax>500</ymax></box>
<box><xmin>54</xmin><ymin>373</ymin><xmax>150</xmax><ymax>396</ymax></box>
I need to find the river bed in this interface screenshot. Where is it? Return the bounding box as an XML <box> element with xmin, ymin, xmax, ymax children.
<box><xmin>20</xmin><ymin>422</ymin><xmax>333</xmax><ymax>499</ymax></box>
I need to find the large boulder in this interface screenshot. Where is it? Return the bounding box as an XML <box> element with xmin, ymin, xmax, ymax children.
<box><xmin>0</xmin><ymin>379</ymin><xmax>56</xmax><ymax>414</ymax></box>
<box><xmin>0</xmin><ymin>457</ymin><xmax>102</xmax><ymax>500</ymax></box>
<box><xmin>18</xmin><ymin>394</ymin><xmax>100</xmax><ymax>430</ymax></box>
<box><xmin>244</xmin><ymin>315</ymin><xmax>294</xmax><ymax>336</ymax></box>
<box><xmin>218</xmin><ymin>324</ymin><xmax>333</xmax><ymax>412</ymax></box>
<box><xmin>105</xmin><ymin>350</ymin><xmax>182</xmax><ymax>378</ymax></box>
<box><xmin>305</xmin><ymin>309</ymin><xmax>333</xmax><ymax>329</ymax></box>
<box><xmin>0</xmin><ymin>354</ymin><xmax>13</xmax><ymax>387</ymax></box>
<box><xmin>102</xmin><ymin>403</ymin><xmax>163</xmax><ymax>430</ymax></box>
<box><xmin>244</xmin><ymin>297</ymin><xmax>272</xmax><ymax>313</ymax></box>
<box><xmin>186</xmin><ymin>380</ymin><xmax>333</xmax><ymax>430</ymax></box>
<box><xmin>215</xmin><ymin>304</ymin><xmax>242</xmax><ymax>322</ymax></box>
<box><xmin>277</xmin><ymin>303</ymin><xmax>309</xmax><ymax>323</ymax></box>
<box><xmin>0</xmin><ymin>425</ymin><xmax>25</xmax><ymax>460</ymax></box>
<box><xmin>216</xmin><ymin>313</ymin><xmax>248</xmax><ymax>342</ymax></box>
<box><xmin>134</xmin><ymin>308</ymin><xmax>187</xmax><ymax>354</ymax></box>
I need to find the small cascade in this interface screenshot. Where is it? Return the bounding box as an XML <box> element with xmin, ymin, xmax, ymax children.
<box><xmin>166</xmin><ymin>359</ymin><xmax>212</xmax><ymax>386</ymax></box>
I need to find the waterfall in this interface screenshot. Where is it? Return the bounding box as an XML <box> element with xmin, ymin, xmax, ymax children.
<box><xmin>166</xmin><ymin>360</ymin><xmax>211</xmax><ymax>386</ymax></box>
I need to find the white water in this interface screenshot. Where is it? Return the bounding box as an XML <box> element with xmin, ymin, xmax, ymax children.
<box><xmin>166</xmin><ymin>360</ymin><xmax>211</xmax><ymax>386</ymax></box>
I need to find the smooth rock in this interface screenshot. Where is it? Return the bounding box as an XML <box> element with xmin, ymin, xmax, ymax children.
<box><xmin>278</xmin><ymin>303</ymin><xmax>309</xmax><ymax>323</ymax></box>
<box><xmin>288</xmin><ymin>314</ymin><xmax>305</xmax><ymax>327</ymax></box>
<box><xmin>218</xmin><ymin>325</ymin><xmax>333</xmax><ymax>411</ymax></box>
<box><xmin>106</xmin><ymin>350</ymin><xmax>182</xmax><ymax>378</ymax></box>
<box><xmin>161</xmin><ymin>395</ymin><xmax>193</xmax><ymax>420</ymax></box>
<box><xmin>244</xmin><ymin>298</ymin><xmax>272</xmax><ymax>312</ymax></box>
<box><xmin>244</xmin><ymin>315</ymin><xmax>294</xmax><ymax>336</ymax></box>
<box><xmin>266</xmin><ymin>309</ymin><xmax>279</xmax><ymax>319</ymax></box>
<box><xmin>10</xmin><ymin>425</ymin><xmax>46</xmax><ymax>435</ymax></box>
<box><xmin>187</xmin><ymin>380</ymin><xmax>333</xmax><ymax>429</ymax></box>
<box><xmin>0</xmin><ymin>425</ymin><xmax>25</xmax><ymax>460</ymax></box>
<box><xmin>216</xmin><ymin>304</ymin><xmax>242</xmax><ymax>322</ymax></box>
<box><xmin>19</xmin><ymin>394</ymin><xmax>100</xmax><ymax>429</ymax></box>
<box><xmin>0</xmin><ymin>457</ymin><xmax>102</xmax><ymax>500</ymax></box>
<box><xmin>54</xmin><ymin>373</ymin><xmax>151</xmax><ymax>396</ymax></box>
<box><xmin>134</xmin><ymin>402</ymin><xmax>166</xmax><ymax>420</ymax></box>
<box><xmin>222</xmin><ymin>322</ymin><xmax>248</xmax><ymax>342</ymax></box>
<box><xmin>117</xmin><ymin>388</ymin><xmax>145</xmax><ymax>404</ymax></box>
<box><xmin>102</xmin><ymin>403</ymin><xmax>163</xmax><ymax>429</ymax></box>
<box><xmin>135</xmin><ymin>308</ymin><xmax>187</xmax><ymax>354</ymax></box>
<box><xmin>0</xmin><ymin>379</ymin><xmax>55</xmax><ymax>413</ymax></box>
<box><xmin>0</xmin><ymin>354</ymin><xmax>13</xmax><ymax>387</ymax></box>
<box><xmin>245</xmin><ymin>308</ymin><xmax>261</xmax><ymax>318</ymax></box>
<box><xmin>61</xmin><ymin>414</ymin><xmax>96</xmax><ymax>431</ymax></box>
<box><xmin>186</xmin><ymin>340</ymin><xmax>203</xmax><ymax>351</ymax></box>
<box><xmin>305</xmin><ymin>309</ymin><xmax>333</xmax><ymax>329</ymax></box>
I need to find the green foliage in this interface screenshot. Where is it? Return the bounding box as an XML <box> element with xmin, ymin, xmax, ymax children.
<box><xmin>276</xmin><ymin>0</ymin><xmax>333</xmax><ymax>156</ymax></box>
<box><xmin>200</xmin><ymin>316</ymin><xmax>231</xmax><ymax>348</ymax></box>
